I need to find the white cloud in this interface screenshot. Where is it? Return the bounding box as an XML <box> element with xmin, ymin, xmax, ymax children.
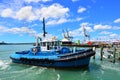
<box><xmin>0</xmin><ymin>3</ymin><xmax>70</xmax><ymax>23</ymax></box>
<box><xmin>36</xmin><ymin>3</ymin><xmax>69</xmax><ymax>20</ymax></box>
<box><xmin>68</xmin><ymin>17</ymin><xmax>83</xmax><ymax>22</ymax></box>
<box><xmin>0</xmin><ymin>26</ymin><xmax>8</xmax><ymax>32</ymax></box>
<box><xmin>35</xmin><ymin>33</ymin><xmax>57</xmax><ymax>40</ymax></box>
<box><xmin>70</xmin><ymin>29</ymin><xmax>83</xmax><ymax>37</ymax></box>
<box><xmin>0</xmin><ymin>26</ymin><xmax>36</xmax><ymax>36</ymax></box>
<box><xmin>1</xmin><ymin>8</ymin><xmax>14</xmax><ymax>18</ymax></box>
<box><xmin>0</xmin><ymin>6</ymin><xmax>37</xmax><ymax>21</ymax></box>
<box><xmin>41</xmin><ymin>0</ymin><xmax>52</xmax><ymax>2</ymax></box>
<box><xmin>46</xmin><ymin>18</ymin><xmax>67</xmax><ymax>25</ymax></box>
<box><xmin>72</xmin><ymin>0</ymin><xmax>79</xmax><ymax>2</ymax></box>
<box><xmin>93</xmin><ymin>30</ymin><xmax>120</xmax><ymax>41</ymax></box>
<box><xmin>16</xmin><ymin>6</ymin><xmax>37</xmax><ymax>21</ymax></box>
<box><xmin>110</xmin><ymin>33</ymin><xmax>118</xmax><ymax>37</ymax></box>
<box><xmin>94</xmin><ymin>24</ymin><xmax>112</xmax><ymax>30</ymax></box>
<box><xmin>70</xmin><ymin>22</ymin><xmax>93</xmax><ymax>37</ymax></box>
<box><xmin>99</xmin><ymin>31</ymin><xmax>112</xmax><ymax>35</ymax></box>
<box><xmin>46</xmin><ymin>17</ymin><xmax>83</xmax><ymax>25</ymax></box>
<box><xmin>7</xmin><ymin>27</ymin><xmax>36</xmax><ymax>34</ymax></box>
<box><xmin>114</xmin><ymin>18</ymin><xmax>120</xmax><ymax>23</ymax></box>
<box><xmin>80</xmin><ymin>22</ymin><xmax>90</xmax><ymax>26</ymax></box>
<box><xmin>78</xmin><ymin>7</ymin><xmax>86</xmax><ymax>13</ymax></box>
<box><xmin>80</xmin><ymin>22</ymin><xmax>93</xmax><ymax>32</ymax></box>
<box><xmin>112</xmin><ymin>26</ymin><xmax>120</xmax><ymax>30</ymax></box>
<box><xmin>92</xmin><ymin>34</ymin><xmax>120</xmax><ymax>42</ymax></box>
<box><xmin>91</xmin><ymin>0</ymin><xmax>96</xmax><ymax>3</ymax></box>
<box><xmin>36</xmin><ymin>3</ymin><xmax>69</xmax><ymax>25</ymax></box>
<box><xmin>24</xmin><ymin>0</ymin><xmax>40</xmax><ymax>3</ymax></box>
<box><xmin>0</xmin><ymin>3</ymin><xmax>83</xmax><ymax>25</ymax></box>
<box><xmin>76</xmin><ymin>17</ymin><xmax>83</xmax><ymax>21</ymax></box>
<box><xmin>24</xmin><ymin>0</ymin><xmax>52</xmax><ymax>3</ymax></box>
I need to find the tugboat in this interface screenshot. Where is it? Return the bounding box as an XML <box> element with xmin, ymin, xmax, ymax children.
<box><xmin>10</xmin><ymin>18</ymin><xmax>95</xmax><ymax>68</ymax></box>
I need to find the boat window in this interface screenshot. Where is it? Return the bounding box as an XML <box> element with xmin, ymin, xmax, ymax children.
<box><xmin>40</xmin><ymin>42</ymin><xmax>42</xmax><ymax>46</ymax></box>
<box><xmin>52</xmin><ymin>42</ymin><xmax>54</xmax><ymax>46</ymax></box>
<box><xmin>43</xmin><ymin>42</ymin><xmax>46</xmax><ymax>46</ymax></box>
<box><xmin>54</xmin><ymin>42</ymin><xmax>57</xmax><ymax>46</ymax></box>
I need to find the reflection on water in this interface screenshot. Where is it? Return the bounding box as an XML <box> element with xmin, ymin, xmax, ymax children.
<box><xmin>0</xmin><ymin>45</ymin><xmax>120</xmax><ymax>80</ymax></box>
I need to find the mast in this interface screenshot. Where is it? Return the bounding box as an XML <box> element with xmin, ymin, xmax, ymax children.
<box><xmin>43</xmin><ymin>17</ymin><xmax>47</xmax><ymax>37</ymax></box>
<box><xmin>35</xmin><ymin>18</ymin><xmax>47</xmax><ymax>46</ymax></box>
<box><xmin>36</xmin><ymin>36</ymin><xmax>39</xmax><ymax>46</ymax></box>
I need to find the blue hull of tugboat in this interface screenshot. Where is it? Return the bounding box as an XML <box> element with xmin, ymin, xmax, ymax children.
<box><xmin>10</xmin><ymin>47</ymin><xmax>95</xmax><ymax>68</ymax></box>
<box><xmin>11</xmin><ymin>57</ymin><xmax>90</xmax><ymax>68</ymax></box>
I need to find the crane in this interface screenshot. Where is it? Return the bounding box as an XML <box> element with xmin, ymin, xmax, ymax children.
<box><xmin>83</xmin><ymin>25</ymin><xmax>90</xmax><ymax>42</ymax></box>
<box><xmin>62</xmin><ymin>29</ymin><xmax>73</xmax><ymax>41</ymax></box>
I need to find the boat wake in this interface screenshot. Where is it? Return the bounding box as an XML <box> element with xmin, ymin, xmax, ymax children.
<box><xmin>0</xmin><ymin>65</ymin><xmax>47</xmax><ymax>80</ymax></box>
<box><xmin>57</xmin><ymin>74</ymin><xmax>60</xmax><ymax>80</ymax></box>
<box><xmin>34</xmin><ymin>67</ymin><xmax>47</xmax><ymax>75</ymax></box>
<box><xmin>0</xmin><ymin>60</ymin><xmax>10</xmax><ymax>70</ymax></box>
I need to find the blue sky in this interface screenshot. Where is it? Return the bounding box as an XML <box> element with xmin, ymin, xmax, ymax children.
<box><xmin>0</xmin><ymin>0</ymin><xmax>120</xmax><ymax>43</ymax></box>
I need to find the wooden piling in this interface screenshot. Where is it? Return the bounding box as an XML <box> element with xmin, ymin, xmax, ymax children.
<box><xmin>113</xmin><ymin>47</ymin><xmax>116</xmax><ymax>63</ymax></box>
<box><xmin>92</xmin><ymin>47</ymin><xmax>96</xmax><ymax>59</ymax></box>
<box><xmin>93</xmin><ymin>55</ymin><xmax>95</xmax><ymax>59</ymax></box>
<box><xmin>100</xmin><ymin>46</ymin><xmax>104</xmax><ymax>61</ymax></box>
<box><xmin>118</xmin><ymin>52</ymin><xmax>120</xmax><ymax>60</ymax></box>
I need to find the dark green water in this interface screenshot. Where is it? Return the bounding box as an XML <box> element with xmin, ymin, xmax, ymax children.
<box><xmin>0</xmin><ymin>45</ymin><xmax>120</xmax><ymax>80</ymax></box>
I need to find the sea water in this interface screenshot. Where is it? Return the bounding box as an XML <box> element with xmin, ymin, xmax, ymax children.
<box><xmin>0</xmin><ymin>45</ymin><xmax>120</xmax><ymax>80</ymax></box>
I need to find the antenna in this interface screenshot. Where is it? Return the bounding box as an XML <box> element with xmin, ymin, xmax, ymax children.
<box><xmin>43</xmin><ymin>17</ymin><xmax>47</xmax><ymax>37</ymax></box>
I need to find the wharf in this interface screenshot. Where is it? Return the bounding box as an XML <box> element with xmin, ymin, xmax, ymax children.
<box><xmin>61</xmin><ymin>44</ymin><xmax>108</xmax><ymax>48</ymax></box>
<box><xmin>62</xmin><ymin>44</ymin><xmax>120</xmax><ymax>63</ymax></box>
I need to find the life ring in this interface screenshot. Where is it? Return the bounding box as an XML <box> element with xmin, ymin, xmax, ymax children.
<box><xmin>33</xmin><ymin>48</ymin><xmax>38</xmax><ymax>53</ymax></box>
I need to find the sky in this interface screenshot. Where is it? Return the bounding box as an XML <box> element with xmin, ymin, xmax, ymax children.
<box><xmin>0</xmin><ymin>0</ymin><xmax>120</xmax><ymax>43</ymax></box>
